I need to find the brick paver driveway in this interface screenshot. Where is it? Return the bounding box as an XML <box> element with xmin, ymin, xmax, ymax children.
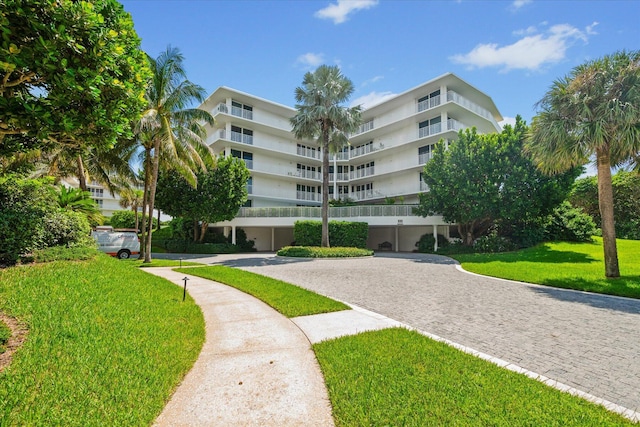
<box><xmin>204</xmin><ymin>252</ymin><xmax>640</xmax><ymax>414</ymax></box>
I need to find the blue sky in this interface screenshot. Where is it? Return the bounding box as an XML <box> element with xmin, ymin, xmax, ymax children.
<box><xmin>121</xmin><ymin>0</ymin><xmax>639</xmax><ymax>126</ymax></box>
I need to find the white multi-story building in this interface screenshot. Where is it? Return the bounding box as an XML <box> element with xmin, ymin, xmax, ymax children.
<box><xmin>201</xmin><ymin>73</ymin><xmax>502</xmax><ymax>252</ymax></box>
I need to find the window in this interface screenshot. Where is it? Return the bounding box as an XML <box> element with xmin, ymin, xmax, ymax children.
<box><xmin>419</xmin><ymin>116</ymin><xmax>442</xmax><ymax>138</ymax></box>
<box><xmin>231</xmin><ymin>100</ymin><xmax>253</xmax><ymax>119</ymax></box>
<box><xmin>418</xmin><ymin>145</ymin><xmax>433</xmax><ymax>163</ymax></box>
<box><xmin>89</xmin><ymin>187</ymin><xmax>104</xmax><ymax>198</ymax></box>
<box><xmin>247</xmin><ymin>176</ymin><xmax>253</xmax><ymax>194</ymax></box>
<box><xmin>418</xmin><ymin>90</ymin><xmax>441</xmax><ymax>111</ymax></box>
<box><xmin>93</xmin><ymin>199</ymin><xmax>103</xmax><ymax>208</ymax></box>
<box><xmin>242</xmin><ymin>199</ymin><xmax>252</xmax><ymax>208</ymax></box>
<box><xmin>297</xmin><ymin>143</ymin><xmax>320</xmax><ymax>159</ymax></box>
<box><xmin>231</xmin><ymin>149</ymin><xmax>253</xmax><ymax>169</ymax></box>
<box><xmin>230</xmin><ymin>125</ymin><xmax>253</xmax><ymax>145</ymax></box>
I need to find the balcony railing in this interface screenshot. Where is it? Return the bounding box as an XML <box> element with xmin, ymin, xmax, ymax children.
<box><xmin>350</xmin><ymin>167</ymin><xmax>375</xmax><ymax>180</ymax></box>
<box><xmin>418</xmin><ymin>119</ymin><xmax>465</xmax><ymax>139</ymax></box>
<box><xmin>230</xmin><ymin>130</ymin><xmax>254</xmax><ymax>145</ymax></box>
<box><xmin>235</xmin><ymin>204</ymin><xmax>420</xmax><ymax>218</ymax></box>
<box><xmin>334</xmin><ymin>151</ymin><xmax>349</xmax><ymax>161</ymax></box>
<box><xmin>417</xmin><ymin>94</ymin><xmax>441</xmax><ymax>112</ymax></box>
<box><xmin>351</xmin><ymin>190</ymin><xmax>375</xmax><ymax>201</ymax></box>
<box><xmin>296</xmin><ymin>169</ymin><xmax>321</xmax><ymax>180</ymax></box>
<box><xmin>243</xmin><ymin>159</ymin><xmax>253</xmax><ymax>169</ymax></box>
<box><xmin>231</xmin><ymin>105</ymin><xmax>253</xmax><ymax>120</ymax></box>
<box><xmin>296</xmin><ymin>191</ymin><xmax>321</xmax><ymax>201</ymax></box>
<box><xmin>420</xmin><ymin>181</ymin><xmax>429</xmax><ymax>191</ymax></box>
<box><xmin>296</xmin><ymin>146</ymin><xmax>321</xmax><ymax>160</ymax></box>
<box><xmin>246</xmin><ymin>185</ymin><xmax>253</xmax><ymax>194</ymax></box>
<box><xmin>355</xmin><ymin>119</ymin><xmax>374</xmax><ymax>135</ymax></box>
<box><xmin>447</xmin><ymin>91</ymin><xmax>493</xmax><ymax>122</ymax></box>
<box><xmin>215</xmin><ymin>103</ymin><xmax>228</xmax><ymax>114</ymax></box>
<box><xmin>328</xmin><ymin>172</ymin><xmax>350</xmax><ymax>181</ymax></box>
<box><xmin>351</xmin><ymin>143</ymin><xmax>381</xmax><ymax>158</ymax></box>
<box><xmin>418</xmin><ymin>152</ymin><xmax>432</xmax><ymax>164</ymax></box>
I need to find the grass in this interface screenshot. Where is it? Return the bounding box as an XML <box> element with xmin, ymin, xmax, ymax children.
<box><xmin>450</xmin><ymin>237</ymin><xmax>640</xmax><ymax>299</ymax></box>
<box><xmin>175</xmin><ymin>265</ymin><xmax>349</xmax><ymax>317</ymax></box>
<box><xmin>0</xmin><ymin>319</ymin><xmax>9</xmax><ymax>354</ymax></box>
<box><xmin>314</xmin><ymin>328</ymin><xmax>634</xmax><ymax>426</ymax></box>
<box><xmin>277</xmin><ymin>246</ymin><xmax>373</xmax><ymax>258</ymax></box>
<box><xmin>0</xmin><ymin>254</ymin><xmax>205</xmax><ymax>425</ymax></box>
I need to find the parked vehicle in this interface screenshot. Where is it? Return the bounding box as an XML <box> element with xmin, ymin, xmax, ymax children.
<box><xmin>91</xmin><ymin>229</ymin><xmax>140</xmax><ymax>259</ymax></box>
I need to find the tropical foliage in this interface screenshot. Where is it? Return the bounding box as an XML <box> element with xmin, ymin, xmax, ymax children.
<box><xmin>0</xmin><ymin>0</ymin><xmax>150</xmax><ymax>155</ymax></box>
<box><xmin>526</xmin><ymin>50</ymin><xmax>640</xmax><ymax>277</ymax></box>
<box><xmin>417</xmin><ymin>117</ymin><xmax>579</xmax><ymax>247</ymax></box>
<box><xmin>55</xmin><ymin>186</ymin><xmax>103</xmax><ymax>226</ymax></box>
<box><xmin>290</xmin><ymin>65</ymin><xmax>361</xmax><ymax>247</ymax></box>
<box><xmin>136</xmin><ymin>46</ymin><xmax>215</xmax><ymax>262</ymax></box>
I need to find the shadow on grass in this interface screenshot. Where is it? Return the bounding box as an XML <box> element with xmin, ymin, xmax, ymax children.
<box><xmin>454</xmin><ymin>245</ymin><xmax>598</xmax><ymax>264</ymax></box>
<box><xmin>527</xmin><ymin>277</ymin><xmax>640</xmax><ymax>312</ymax></box>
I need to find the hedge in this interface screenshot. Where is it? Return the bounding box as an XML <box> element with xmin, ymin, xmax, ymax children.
<box><xmin>294</xmin><ymin>220</ymin><xmax>368</xmax><ymax>248</ymax></box>
<box><xmin>277</xmin><ymin>246</ymin><xmax>373</xmax><ymax>258</ymax></box>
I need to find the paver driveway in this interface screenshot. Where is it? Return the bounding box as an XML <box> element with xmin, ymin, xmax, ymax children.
<box><xmin>197</xmin><ymin>252</ymin><xmax>640</xmax><ymax>414</ymax></box>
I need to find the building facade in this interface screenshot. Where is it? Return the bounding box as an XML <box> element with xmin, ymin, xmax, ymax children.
<box><xmin>201</xmin><ymin>73</ymin><xmax>502</xmax><ymax>252</ymax></box>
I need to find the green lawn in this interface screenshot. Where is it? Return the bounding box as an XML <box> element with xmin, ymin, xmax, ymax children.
<box><xmin>315</xmin><ymin>328</ymin><xmax>634</xmax><ymax>426</ymax></box>
<box><xmin>176</xmin><ymin>265</ymin><xmax>349</xmax><ymax>317</ymax></box>
<box><xmin>450</xmin><ymin>237</ymin><xmax>640</xmax><ymax>299</ymax></box>
<box><xmin>122</xmin><ymin>258</ymin><xmax>202</xmax><ymax>268</ymax></box>
<box><xmin>0</xmin><ymin>254</ymin><xmax>205</xmax><ymax>425</ymax></box>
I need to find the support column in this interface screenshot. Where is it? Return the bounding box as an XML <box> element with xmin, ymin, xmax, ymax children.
<box><xmin>395</xmin><ymin>226</ymin><xmax>399</xmax><ymax>253</ymax></box>
<box><xmin>231</xmin><ymin>226</ymin><xmax>237</xmax><ymax>245</ymax></box>
<box><xmin>271</xmin><ymin>228</ymin><xmax>275</xmax><ymax>252</ymax></box>
<box><xmin>433</xmin><ymin>225</ymin><xmax>438</xmax><ymax>252</ymax></box>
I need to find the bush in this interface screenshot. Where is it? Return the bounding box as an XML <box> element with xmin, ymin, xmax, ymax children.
<box><xmin>545</xmin><ymin>201</ymin><xmax>596</xmax><ymax>242</ymax></box>
<box><xmin>42</xmin><ymin>210</ymin><xmax>93</xmax><ymax>248</ymax></box>
<box><xmin>473</xmin><ymin>231</ymin><xmax>517</xmax><ymax>253</ymax></box>
<box><xmin>415</xmin><ymin>233</ymin><xmax>449</xmax><ymax>253</ymax></box>
<box><xmin>110</xmin><ymin>210</ymin><xmax>156</xmax><ymax>232</ymax></box>
<box><xmin>0</xmin><ymin>176</ymin><xmax>58</xmax><ymax>265</ymax></box>
<box><xmin>294</xmin><ymin>220</ymin><xmax>368</xmax><ymax>248</ymax></box>
<box><xmin>277</xmin><ymin>246</ymin><xmax>373</xmax><ymax>258</ymax></box>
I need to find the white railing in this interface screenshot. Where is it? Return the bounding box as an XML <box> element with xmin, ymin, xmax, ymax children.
<box><xmin>351</xmin><ymin>190</ymin><xmax>375</xmax><ymax>201</ymax></box>
<box><xmin>447</xmin><ymin>118</ymin><xmax>465</xmax><ymax>132</ymax></box>
<box><xmin>417</xmin><ymin>94</ymin><xmax>441</xmax><ymax>112</ymax></box>
<box><xmin>297</xmin><ymin>146</ymin><xmax>321</xmax><ymax>159</ymax></box>
<box><xmin>231</xmin><ymin>105</ymin><xmax>253</xmax><ymax>120</ymax></box>
<box><xmin>296</xmin><ymin>191</ymin><xmax>321</xmax><ymax>201</ymax></box>
<box><xmin>418</xmin><ymin>152</ymin><xmax>432</xmax><ymax>164</ymax></box>
<box><xmin>235</xmin><ymin>204</ymin><xmax>420</xmax><ymax>218</ymax></box>
<box><xmin>216</xmin><ymin>103</ymin><xmax>228</xmax><ymax>114</ymax></box>
<box><xmin>243</xmin><ymin>159</ymin><xmax>253</xmax><ymax>169</ymax></box>
<box><xmin>447</xmin><ymin>91</ymin><xmax>492</xmax><ymax>121</ymax></box>
<box><xmin>296</xmin><ymin>169</ymin><xmax>321</xmax><ymax>180</ymax></box>
<box><xmin>351</xmin><ymin>143</ymin><xmax>379</xmax><ymax>158</ymax></box>
<box><xmin>334</xmin><ymin>151</ymin><xmax>349</xmax><ymax>160</ymax></box>
<box><xmin>247</xmin><ymin>185</ymin><xmax>253</xmax><ymax>194</ymax></box>
<box><xmin>230</xmin><ymin>130</ymin><xmax>253</xmax><ymax>145</ymax></box>
<box><xmin>418</xmin><ymin>122</ymin><xmax>442</xmax><ymax>138</ymax></box>
<box><xmin>328</xmin><ymin>172</ymin><xmax>350</xmax><ymax>181</ymax></box>
<box><xmin>217</xmin><ymin>129</ymin><xmax>227</xmax><ymax>140</ymax></box>
<box><xmin>420</xmin><ymin>181</ymin><xmax>429</xmax><ymax>191</ymax></box>
<box><xmin>355</xmin><ymin>119</ymin><xmax>374</xmax><ymax>134</ymax></box>
<box><xmin>350</xmin><ymin>167</ymin><xmax>375</xmax><ymax>180</ymax></box>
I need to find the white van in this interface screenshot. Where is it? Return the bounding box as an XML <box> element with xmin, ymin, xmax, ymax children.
<box><xmin>91</xmin><ymin>229</ymin><xmax>140</xmax><ymax>259</ymax></box>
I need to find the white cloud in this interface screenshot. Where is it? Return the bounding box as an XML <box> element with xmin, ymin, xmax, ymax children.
<box><xmin>586</xmin><ymin>21</ymin><xmax>599</xmax><ymax>35</ymax></box>
<box><xmin>315</xmin><ymin>0</ymin><xmax>378</xmax><ymax>24</ymax></box>
<box><xmin>350</xmin><ymin>91</ymin><xmax>396</xmax><ymax>109</ymax></box>
<box><xmin>450</xmin><ymin>23</ymin><xmax>591</xmax><ymax>72</ymax></box>
<box><xmin>499</xmin><ymin>116</ymin><xmax>517</xmax><ymax>129</ymax></box>
<box><xmin>511</xmin><ymin>0</ymin><xmax>532</xmax><ymax>10</ymax></box>
<box><xmin>296</xmin><ymin>52</ymin><xmax>325</xmax><ymax>68</ymax></box>
<box><xmin>361</xmin><ymin>75</ymin><xmax>384</xmax><ymax>86</ymax></box>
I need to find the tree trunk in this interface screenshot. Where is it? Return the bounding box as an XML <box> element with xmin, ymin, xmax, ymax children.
<box><xmin>596</xmin><ymin>147</ymin><xmax>620</xmax><ymax>278</ymax></box>
<box><xmin>139</xmin><ymin>150</ymin><xmax>151</xmax><ymax>260</ymax></box>
<box><xmin>321</xmin><ymin>129</ymin><xmax>330</xmax><ymax>248</ymax></box>
<box><xmin>157</xmin><ymin>208</ymin><xmax>161</xmax><ymax>230</ymax></box>
<box><xmin>144</xmin><ymin>140</ymin><xmax>161</xmax><ymax>263</ymax></box>
<box><xmin>199</xmin><ymin>222</ymin><xmax>208</xmax><ymax>243</ymax></box>
<box><xmin>133</xmin><ymin>208</ymin><xmax>139</xmax><ymax>233</ymax></box>
<box><xmin>193</xmin><ymin>219</ymin><xmax>199</xmax><ymax>243</ymax></box>
<box><xmin>76</xmin><ymin>155</ymin><xmax>88</xmax><ymax>191</ymax></box>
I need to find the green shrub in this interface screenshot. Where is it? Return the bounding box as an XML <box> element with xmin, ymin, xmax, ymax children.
<box><xmin>0</xmin><ymin>176</ymin><xmax>58</xmax><ymax>265</ymax></box>
<box><xmin>294</xmin><ymin>220</ymin><xmax>368</xmax><ymax>248</ymax></box>
<box><xmin>545</xmin><ymin>201</ymin><xmax>596</xmax><ymax>242</ymax></box>
<box><xmin>277</xmin><ymin>246</ymin><xmax>373</xmax><ymax>258</ymax></box>
<box><xmin>42</xmin><ymin>210</ymin><xmax>93</xmax><ymax>248</ymax></box>
<box><xmin>415</xmin><ymin>233</ymin><xmax>449</xmax><ymax>253</ymax></box>
<box><xmin>110</xmin><ymin>210</ymin><xmax>156</xmax><ymax>231</ymax></box>
<box><xmin>473</xmin><ymin>231</ymin><xmax>517</xmax><ymax>253</ymax></box>
<box><xmin>30</xmin><ymin>246</ymin><xmax>100</xmax><ymax>263</ymax></box>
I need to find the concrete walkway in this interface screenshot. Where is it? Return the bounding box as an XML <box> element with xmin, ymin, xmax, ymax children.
<box><xmin>147</xmin><ymin>253</ymin><xmax>640</xmax><ymax>423</ymax></box>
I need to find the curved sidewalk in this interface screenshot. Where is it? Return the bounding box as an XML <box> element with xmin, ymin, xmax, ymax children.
<box><xmin>144</xmin><ymin>267</ymin><xmax>334</xmax><ymax>427</ymax></box>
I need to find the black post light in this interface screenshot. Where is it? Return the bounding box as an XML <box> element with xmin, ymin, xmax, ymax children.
<box><xmin>182</xmin><ymin>277</ymin><xmax>189</xmax><ymax>302</ymax></box>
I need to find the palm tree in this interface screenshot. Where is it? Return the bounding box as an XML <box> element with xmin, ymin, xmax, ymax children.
<box><xmin>118</xmin><ymin>186</ymin><xmax>144</xmax><ymax>232</ymax></box>
<box><xmin>56</xmin><ymin>186</ymin><xmax>104</xmax><ymax>226</ymax></box>
<box><xmin>290</xmin><ymin>65</ymin><xmax>361</xmax><ymax>247</ymax></box>
<box><xmin>137</xmin><ymin>46</ymin><xmax>214</xmax><ymax>262</ymax></box>
<box><xmin>526</xmin><ymin>50</ymin><xmax>640</xmax><ymax>278</ymax></box>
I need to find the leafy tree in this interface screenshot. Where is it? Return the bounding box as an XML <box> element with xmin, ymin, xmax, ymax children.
<box><xmin>0</xmin><ymin>0</ymin><xmax>150</xmax><ymax>153</ymax></box>
<box><xmin>155</xmin><ymin>156</ymin><xmax>250</xmax><ymax>242</ymax></box>
<box><xmin>290</xmin><ymin>65</ymin><xmax>361</xmax><ymax>247</ymax></box>
<box><xmin>545</xmin><ymin>201</ymin><xmax>596</xmax><ymax>242</ymax></box>
<box><xmin>417</xmin><ymin>118</ymin><xmax>578</xmax><ymax>246</ymax></box>
<box><xmin>55</xmin><ymin>186</ymin><xmax>103</xmax><ymax>226</ymax></box>
<box><xmin>136</xmin><ymin>46</ymin><xmax>215</xmax><ymax>262</ymax></box>
<box><xmin>526</xmin><ymin>50</ymin><xmax>640</xmax><ymax>278</ymax></box>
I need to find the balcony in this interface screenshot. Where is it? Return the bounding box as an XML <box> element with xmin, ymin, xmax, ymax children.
<box><xmin>296</xmin><ymin>169</ymin><xmax>321</xmax><ymax>180</ymax></box>
<box><xmin>351</xmin><ymin>190</ymin><xmax>375</xmax><ymax>201</ymax></box>
<box><xmin>246</xmin><ymin>184</ymin><xmax>253</xmax><ymax>194</ymax></box>
<box><xmin>334</xmin><ymin>151</ymin><xmax>349</xmax><ymax>161</ymax></box>
<box><xmin>328</xmin><ymin>172</ymin><xmax>349</xmax><ymax>181</ymax></box>
<box><xmin>350</xmin><ymin>166</ymin><xmax>375</xmax><ymax>180</ymax></box>
<box><xmin>231</xmin><ymin>105</ymin><xmax>253</xmax><ymax>120</ymax></box>
<box><xmin>215</xmin><ymin>103</ymin><xmax>228</xmax><ymax>114</ymax></box>
<box><xmin>230</xmin><ymin>130</ymin><xmax>253</xmax><ymax>145</ymax></box>
<box><xmin>417</xmin><ymin>94</ymin><xmax>441</xmax><ymax>112</ymax></box>
<box><xmin>419</xmin><ymin>118</ymin><xmax>465</xmax><ymax>139</ymax></box>
<box><xmin>353</xmin><ymin>119</ymin><xmax>374</xmax><ymax>135</ymax></box>
<box><xmin>296</xmin><ymin>146</ymin><xmax>321</xmax><ymax>160</ymax></box>
<box><xmin>296</xmin><ymin>191</ymin><xmax>321</xmax><ymax>202</ymax></box>
<box><xmin>235</xmin><ymin>204</ymin><xmax>420</xmax><ymax>218</ymax></box>
<box><xmin>420</xmin><ymin>181</ymin><xmax>429</xmax><ymax>192</ymax></box>
<box><xmin>243</xmin><ymin>159</ymin><xmax>253</xmax><ymax>169</ymax></box>
<box><xmin>418</xmin><ymin>152</ymin><xmax>432</xmax><ymax>165</ymax></box>
<box><xmin>447</xmin><ymin>91</ymin><xmax>493</xmax><ymax>123</ymax></box>
<box><xmin>351</xmin><ymin>143</ymin><xmax>382</xmax><ymax>158</ymax></box>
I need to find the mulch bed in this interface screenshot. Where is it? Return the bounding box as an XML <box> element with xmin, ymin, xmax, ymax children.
<box><xmin>0</xmin><ymin>312</ymin><xmax>28</xmax><ymax>372</ymax></box>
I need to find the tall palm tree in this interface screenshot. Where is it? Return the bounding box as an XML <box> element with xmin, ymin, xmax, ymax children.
<box><xmin>118</xmin><ymin>186</ymin><xmax>144</xmax><ymax>232</ymax></box>
<box><xmin>137</xmin><ymin>46</ymin><xmax>214</xmax><ymax>262</ymax></box>
<box><xmin>526</xmin><ymin>50</ymin><xmax>640</xmax><ymax>278</ymax></box>
<box><xmin>290</xmin><ymin>65</ymin><xmax>361</xmax><ymax>247</ymax></box>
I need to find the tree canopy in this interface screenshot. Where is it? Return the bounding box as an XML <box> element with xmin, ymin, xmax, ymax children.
<box><xmin>416</xmin><ymin>117</ymin><xmax>579</xmax><ymax>246</ymax></box>
<box><xmin>155</xmin><ymin>155</ymin><xmax>250</xmax><ymax>242</ymax></box>
<box><xmin>526</xmin><ymin>50</ymin><xmax>640</xmax><ymax>278</ymax></box>
<box><xmin>0</xmin><ymin>0</ymin><xmax>150</xmax><ymax>154</ymax></box>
